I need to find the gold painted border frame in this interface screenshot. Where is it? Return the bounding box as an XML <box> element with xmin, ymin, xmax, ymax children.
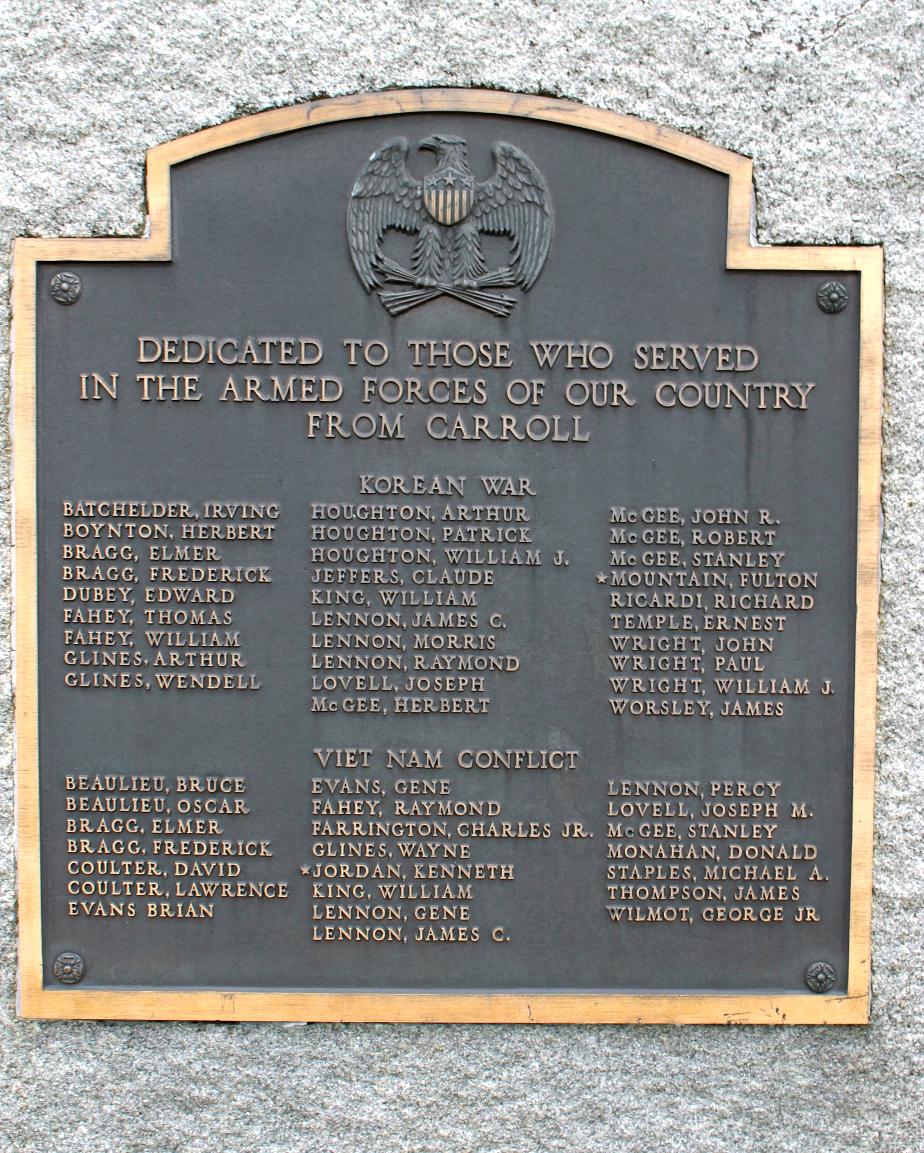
<box><xmin>12</xmin><ymin>89</ymin><xmax>883</xmax><ymax>1024</ymax></box>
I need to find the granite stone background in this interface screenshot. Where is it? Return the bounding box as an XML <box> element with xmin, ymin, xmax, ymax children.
<box><xmin>1</xmin><ymin>2</ymin><xmax>922</xmax><ymax>1151</ymax></box>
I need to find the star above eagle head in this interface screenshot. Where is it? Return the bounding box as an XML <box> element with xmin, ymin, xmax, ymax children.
<box><xmin>347</xmin><ymin>134</ymin><xmax>553</xmax><ymax>317</ymax></box>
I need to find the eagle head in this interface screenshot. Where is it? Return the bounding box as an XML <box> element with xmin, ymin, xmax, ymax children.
<box><xmin>419</xmin><ymin>134</ymin><xmax>467</xmax><ymax>158</ymax></box>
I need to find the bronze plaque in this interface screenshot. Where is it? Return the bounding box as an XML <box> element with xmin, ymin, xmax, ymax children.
<box><xmin>13</xmin><ymin>91</ymin><xmax>882</xmax><ymax>1023</ymax></box>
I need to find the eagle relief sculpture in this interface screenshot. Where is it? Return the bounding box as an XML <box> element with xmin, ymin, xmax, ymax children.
<box><xmin>347</xmin><ymin>134</ymin><xmax>553</xmax><ymax>317</ymax></box>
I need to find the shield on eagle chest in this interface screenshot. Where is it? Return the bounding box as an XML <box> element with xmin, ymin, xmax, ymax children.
<box><xmin>423</xmin><ymin>168</ymin><xmax>475</xmax><ymax>225</ymax></box>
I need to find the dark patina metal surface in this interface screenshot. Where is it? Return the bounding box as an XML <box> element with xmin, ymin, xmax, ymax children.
<box><xmin>34</xmin><ymin>112</ymin><xmax>860</xmax><ymax>997</ymax></box>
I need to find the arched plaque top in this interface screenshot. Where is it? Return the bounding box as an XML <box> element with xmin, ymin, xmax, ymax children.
<box><xmin>15</xmin><ymin>88</ymin><xmax>881</xmax><ymax>279</ymax></box>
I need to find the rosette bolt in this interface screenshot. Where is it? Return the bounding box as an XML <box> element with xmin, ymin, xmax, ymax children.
<box><xmin>816</xmin><ymin>280</ymin><xmax>848</xmax><ymax>313</ymax></box>
<box><xmin>52</xmin><ymin>952</ymin><xmax>86</xmax><ymax>985</ymax></box>
<box><xmin>804</xmin><ymin>961</ymin><xmax>836</xmax><ymax>993</ymax></box>
<box><xmin>50</xmin><ymin>272</ymin><xmax>82</xmax><ymax>304</ymax></box>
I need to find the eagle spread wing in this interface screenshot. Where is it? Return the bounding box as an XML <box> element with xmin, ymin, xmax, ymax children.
<box><xmin>347</xmin><ymin>139</ymin><xmax>424</xmax><ymax>291</ymax></box>
<box><xmin>472</xmin><ymin>142</ymin><xmax>553</xmax><ymax>290</ymax></box>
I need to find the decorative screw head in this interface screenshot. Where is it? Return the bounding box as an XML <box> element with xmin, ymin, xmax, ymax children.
<box><xmin>804</xmin><ymin>960</ymin><xmax>836</xmax><ymax>993</ymax></box>
<box><xmin>52</xmin><ymin>951</ymin><xmax>86</xmax><ymax>985</ymax></box>
<box><xmin>49</xmin><ymin>271</ymin><xmax>82</xmax><ymax>305</ymax></box>
<box><xmin>816</xmin><ymin>280</ymin><xmax>848</xmax><ymax>314</ymax></box>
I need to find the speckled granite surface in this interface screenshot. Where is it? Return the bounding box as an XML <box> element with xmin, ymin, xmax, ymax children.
<box><xmin>1</xmin><ymin>3</ymin><xmax>921</xmax><ymax>1150</ymax></box>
